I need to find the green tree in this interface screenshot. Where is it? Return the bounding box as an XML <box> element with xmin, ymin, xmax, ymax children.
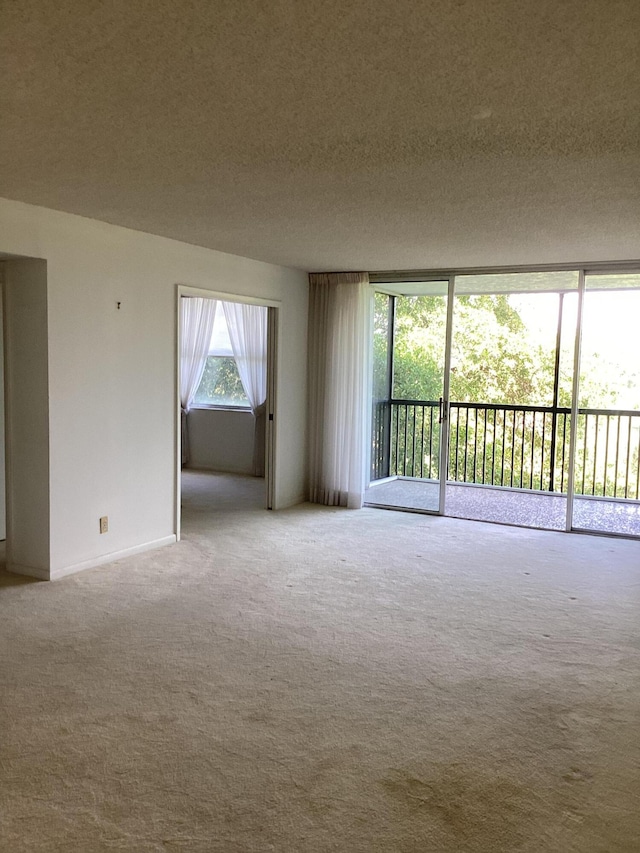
<box><xmin>384</xmin><ymin>293</ymin><xmax>557</xmax><ymax>406</ymax></box>
<box><xmin>194</xmin><ymin>357</ymin><xmax>249</xmax><ymax>406</ymax></box>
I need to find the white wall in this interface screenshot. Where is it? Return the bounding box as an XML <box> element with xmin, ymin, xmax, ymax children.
<box><xmin>0</xmin><ymin>197</ymin><xmax>308</xmax><ymax>579</ymax></box>
<box><xmin>187</xmin><ymin>408</ymin><xmax>255</xmax><ymax>475</ymax></box>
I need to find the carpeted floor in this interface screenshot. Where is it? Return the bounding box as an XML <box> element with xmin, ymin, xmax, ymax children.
<box><xmin>1</xmin><ymin>470</ymin><xmax>639</xmax><ymax>852</ymax></box>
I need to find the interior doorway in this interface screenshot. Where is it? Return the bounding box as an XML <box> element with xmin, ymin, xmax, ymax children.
<box><xmin>0</xmin><ymin>256</ymin><xmax>50</xmax><ymax>577</ymax></box>
<box><xmin>0</xmin><ymin>265</ymin><xmax>6</xmax><ymax>546</ymax></box>
<box><xmin>175</xmin><ymin>287</ymin><xmax>278</xmax><ymax>539</ymax></box>
<box><xmin>366</xmin><ymin>266</ymin><xmax>640</xmax><ymax>540</ymax></box>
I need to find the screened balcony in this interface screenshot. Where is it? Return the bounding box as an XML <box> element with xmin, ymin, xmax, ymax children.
<box><xmin>366</xmin><ymin>399</ymin><xmax>640</xmax><ymax>534</ymax></box>
<box><xmin>366</xmin><ymin>272</ymin><xmax>640</xmax><ymax>537</ymax></box>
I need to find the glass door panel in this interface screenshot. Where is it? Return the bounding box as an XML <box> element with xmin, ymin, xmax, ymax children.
<box><xmin>370</xmin><ymin>291</ymin><xmax>394</xmax><ymax>483</ymax></box>
<box><xmin>365</xmin><ymin>281</ymin><xmax>450</xmax><ymax>513</ymax></box>
<box><xmin>571</xmin><ymin>274</ymin><xmax>640</xmax><ymax>536</ymax></box>
<box><xmin>446</xmin><ymin>271</ymin><xmax>578</xmax><ymax>529</ymax></box>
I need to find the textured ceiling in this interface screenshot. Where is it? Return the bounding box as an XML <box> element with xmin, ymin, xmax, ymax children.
<box><xmin>1</xmin><ymin>1</ymin><xmax>640</xmax><ymax>271</ymax></box>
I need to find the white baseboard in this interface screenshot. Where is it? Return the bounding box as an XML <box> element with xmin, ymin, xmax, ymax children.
<box><xmin>9</xmin><ymin>535</ymin><xmax>177</xmax><ymax>582</ymax></box>
<box><xmin>7</xmin><ymin>562</ymin><xmax>50</xmax><ymax>581</ymax></box>
<box><xmin>275</xmin><ymin>493</ymin><xmax>307</xmax><ymax>510</ymax></box>
<box><xmin>51</xmin><ymin>535</ymin><xmax>177</xmax><ymax>580</ymax></box>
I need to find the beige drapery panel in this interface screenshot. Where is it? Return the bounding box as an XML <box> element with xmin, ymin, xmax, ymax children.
<box><xmin>308</xmin><ymin>272</ymin><xmax>370</xmax><ymax>507</ymax></box>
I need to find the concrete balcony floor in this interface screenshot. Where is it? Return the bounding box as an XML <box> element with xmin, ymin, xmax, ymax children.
<box><xmin>365</xmin><ymin>478</ymin><xmax>640</xmax><ymax>537</ymax></box>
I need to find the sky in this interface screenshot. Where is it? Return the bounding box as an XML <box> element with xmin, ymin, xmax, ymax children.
<box><xmin>511</xmin><ymin>289</ymin><xmax>640</xmax><ymax>410</ymax></box>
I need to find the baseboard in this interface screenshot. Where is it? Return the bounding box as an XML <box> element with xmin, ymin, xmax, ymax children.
<box><xmin>185</xmin><ymin>464</ymin><xmax>255</xmax><ymax>476</ymax></box>
<box><xmin>37</xmin><ymin>535</ymin><xmax>176</xmax><ymax>581</ymax></box>
<box><xmin>7</xmin><ymin>563</ymin><xmax>50</xmax><ymax>581</ymax></box>
<box><xmin>49</xmin><ymin>535</ymin><xmax>177</xmax><ymax>580</ymax></box>
<box><xmin>275</xmin><ymin>493</ymin><xmax>307</xmax><ymax>510</ymax></box>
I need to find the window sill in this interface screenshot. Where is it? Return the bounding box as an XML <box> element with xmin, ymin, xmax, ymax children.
<box><xmin>190</xmin><ymin>404</ymin><xmax>253</xmax><ymax>413</ymax></box>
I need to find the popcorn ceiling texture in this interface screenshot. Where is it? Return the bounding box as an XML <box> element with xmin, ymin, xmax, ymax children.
<box><xmin>1</xmin><ymin>471</ymin><xmax>639</xmax><ymax>851</ymax></box>
<box><xmin>1</xmin><ymin>1</ymin><xmax>640</xmax><ymax>270</ymax></box>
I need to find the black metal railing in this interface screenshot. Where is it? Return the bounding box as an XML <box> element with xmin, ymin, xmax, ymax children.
<box><xmin>371</xmin><ymin>399</ymin><xmax>640</xmax><ymax>500</ymax></box>
<box><xmin>448</xmin><ymin>402</ymin><xmax>572</xmax><ymax>492</ymax></box>
<box><xmin>576</xmin><ymin>408</ymin><xmax>640</xmax><ymax>499</ymax></box>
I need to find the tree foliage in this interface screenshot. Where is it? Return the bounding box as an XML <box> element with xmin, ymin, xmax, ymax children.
<box><xmin>376</xmin><ymin>292</ymin><xmax>559</xmax><ymax>406</ymax></box>
<box><xmin>372</xmin><ymin>290</ymin><xmax>640</xmax><ymax>497</ymax></box>
<box><xmin>194</xmin><ymin>356</ymin><xmax>249</xmax><ymax>406</ymax></box>
<box><xmin>375</xmin><ymin>291</ymin><xmax>639</xmax><ymax>410</ymax></box>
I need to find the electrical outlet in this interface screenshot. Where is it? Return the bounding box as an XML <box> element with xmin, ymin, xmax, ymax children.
<box><xmin>99</xmin><ymin>516</ymin><xmax>108</xmax><ymax>534</ymax></box>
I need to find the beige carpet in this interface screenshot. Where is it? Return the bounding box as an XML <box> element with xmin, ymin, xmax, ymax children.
<box><xmin>1</xmin><ymin>470</ymin><xmax>639</xmax><ymax>852</ymax></box>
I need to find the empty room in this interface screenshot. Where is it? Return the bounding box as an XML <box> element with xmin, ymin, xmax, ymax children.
<box><xmin>1</xmin><ymin>2</ymin><xmax>639</xmax><ymax>851</ymax></box>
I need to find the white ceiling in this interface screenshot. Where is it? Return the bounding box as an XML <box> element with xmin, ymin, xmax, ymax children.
<box><xmin>1</xmin><ymin>1</ymin><xmax>639</xmax><ymax>272</ymax></box>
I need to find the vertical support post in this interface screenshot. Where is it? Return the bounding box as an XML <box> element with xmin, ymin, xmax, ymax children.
<box><xmin>439</xmin><ymin>277</ymin><xmax>455</xmax><ymax>515</ymax></box>
<box><xmin>566</xmin><ymin>270</ymin><xmax>585</xmax><ymax>531</ymax></box>
<box><xmin>548</xmin><ymin>292</ymin><xmax>564</xmax><ymax>491</ymax></box>
<box><xmin>266</xmin><ymin>306</ymin><xmax>278</xmax><ymax>510</ymax></box>
<box><xmin>382</xmin><ymin>295</ymin><xmax>395</xmax><ymax>478</ymax></box>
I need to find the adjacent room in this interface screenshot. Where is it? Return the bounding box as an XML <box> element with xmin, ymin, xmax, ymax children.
<box><xmin>179</xmin><ymin>295</ymin><xmax>271</xmax><ymax>517</ymax></box>
<box><xmin>1</xmin><ymin>2</ymin><xmax>639</xmax><ymax>851</ymax></box>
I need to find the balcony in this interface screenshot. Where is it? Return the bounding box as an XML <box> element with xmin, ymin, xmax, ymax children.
<box><xmin>366</xmin><ymin>399</ymin><xmax>640</xmax><ymax>536</ymax></box>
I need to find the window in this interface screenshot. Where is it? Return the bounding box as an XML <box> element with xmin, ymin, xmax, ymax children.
<box><xmin>193</xmin><ymin>309</ymin><xmax>251</xmax><ymax>408</ymax></box>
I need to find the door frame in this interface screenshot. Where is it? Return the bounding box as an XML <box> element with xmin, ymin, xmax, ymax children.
<box><xmin>438</xmin><ymin>276</ymin><xmax>456</xmax><ymax>515</ymax></box>
<box><xmin>369</xmin><ymin>278</ymin><xmax>454</xmax><ymax>515</ymax></box>
<box><xmin>175</xmin><ymin>285</ymin><xmax>280</xmax><ymax>540</ymax></box>
<box><xmin>568</xmin><ymin>269</ymin><xmax>640</xmax><ymax>538</ymax></box>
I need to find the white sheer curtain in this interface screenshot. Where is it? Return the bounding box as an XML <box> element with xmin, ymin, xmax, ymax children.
<box><xmin>222</xmin><ymin>301</ymin><xmax>268</xmax><ymax>476</ymax></box>
<box><xmin>180</xmin><ymin>297</ymin><xmax>217</xmax><ymax>465</ymax></box>
<box><xmin>308</xmin><ymin>272</ymin><xmax>371</xmax><ymax>508</ymax></box>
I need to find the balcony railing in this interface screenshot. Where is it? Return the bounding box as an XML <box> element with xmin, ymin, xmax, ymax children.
<box><xmin>372</xmin><ymin>399</ymin><xmax>640</xmax><ymax>500</ymax></box>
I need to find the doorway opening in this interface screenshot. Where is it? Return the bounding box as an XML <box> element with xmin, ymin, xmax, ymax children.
<box><xmin>0</xmin><ymin>256</ymin><xmax>50</xmax><ymax>578</ymax></box>
<box><xmin>175</xmin><ymin>287</ymin><xmax>278</xmax><ymax>539</ymax></box>
<box><xmin>366</xmin><ymin>267</ymin><xmax>640</xmax><ymax>539</ymax></box>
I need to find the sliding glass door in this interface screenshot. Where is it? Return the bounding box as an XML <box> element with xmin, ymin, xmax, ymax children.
<box><xmin>366</xmin><ymin>281</ymin><xmax>452</xmax><ymax>513</ymax></box>
<box><xmin>367</xmin><ymin>267</ymin><xmax>640</xmax><ymax>539</ymax></box>
<box><xmin>570</xmin><ymin>273</ymin><xmax>640</xmax><ymax>536</ymax></box>
<box><xmin>445</xmin><ymin>271</ymin><xmax>578</xmax><ymax>530</ymax></box>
